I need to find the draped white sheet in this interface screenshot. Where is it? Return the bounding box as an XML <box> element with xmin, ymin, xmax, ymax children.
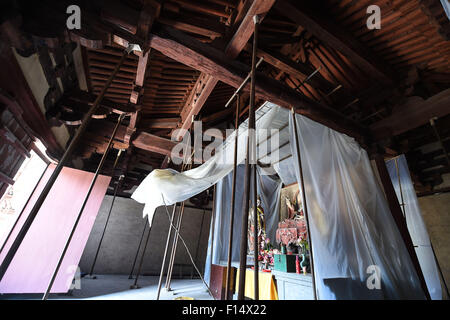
<box><xmin>132</xmin><ymin>102</ymin><xmax>426</xmax><ymax>299</ymax></box>
<box><xmin>204</xmin><ymin>165</ymin><xmax>282</xmax><ymax>285</ymax></box>
<box><xmin>386</xmin><ymin>155</ymin><xmax>442</xmax><ymax>299</ymax></box>
<box><xmin>289</xmin><ymin>112</ymin><xmax>425</xmax><ymax>299</ymax></box>
<box><xmin>132</xmin><ymin>103</ymin><xmax>281</xmax><ymax>225</ymax></box>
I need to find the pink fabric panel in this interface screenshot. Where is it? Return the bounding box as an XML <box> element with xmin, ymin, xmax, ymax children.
<box><xmin>0</xmin><ymin>165</ymin><xmax>110</xmax><ymax>293</ymax></box>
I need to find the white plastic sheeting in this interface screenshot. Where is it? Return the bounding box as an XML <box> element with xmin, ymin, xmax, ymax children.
<box><xmin>132</xmin><ymin>101</ymin><xmax>427</xmax><ymax>299</ymax></box>
<box><xmin>289</xmin><ymin>112</ymin><xmax>425</xmax><ymax>299</ymax></box>
<box><xmin>131</xmin><ymin>103</ymin><xmax>281</xmax><ymax>225</ymax></box>
<box><xmin>386</xmin><ymin>155</ymin><xmax>442</xmax><ymax>299</ymax></box>
<box><xmin>204</xmin><ymin>165</ymin><xmax>282</xmax><ymax>285</ymax></box>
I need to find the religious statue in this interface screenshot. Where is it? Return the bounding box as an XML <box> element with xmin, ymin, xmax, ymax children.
<box><xmin>284</xmin><ymin>189</ymin><xmax>303</xmax><ymax>220</ymax></box>
<box><xmin>247</xmin><ymin>195</ymin><xmax>266</xmax><ymax>254</ymax></box>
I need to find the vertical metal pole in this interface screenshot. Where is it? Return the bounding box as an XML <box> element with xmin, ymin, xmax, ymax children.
<box><xmin>290</xmin><ymin>108</ymin><xmax>317</xmax><ymax>300</ymax></box>
<box><xmin>165</xmin><ymin>202</ymin><xmax>185</xmax><ymax>290</ymax></box>
<box><xmin>251</xmin><ymin>15</ymin><xmax>260</xmax><ymax>301</ymax></box>
<box><xmin>0</xmin><ymin>50</ymin><xmax>130</xmax><ymax>282</ymax></box>
<box><xmin>165</xmin><ymin>206</ymin><xmax>181</xmax><ymax>288</ymax></box>
<box><xmin>130</xmin><ymin>215</ymin><xmax>153</xmax><ymax>289</ymax></box>
<box><xmin>163</xmin><ymin>157</ymin><xmax>192</xmax><ymax>290</ymax></box>
<box><xmin>225</xmin><ymin>94</ymin><xmax>240</xmax><ymax>300</ymax></box>
<box><xmin>238</xmin><ymin>15</ymin><xmax>259</xmax><ymax>301</ymax></box>
<box><xmin>208</xmin><ymin>185</ymin><xmax>217</xmax><ymax>281</ymax></box>
<box><xmin>252</xmin><ymin>161</ymin><xmax>259</xmax><ymax>300</ymax></box>
<box><xmin>0</xmin><ymin>163</ymin><xmax>49</xmax><ymax>255</ymax></box>
<box><xmin>43</xmin><ymin>114</ymin><xmax>125</xmax><ymax>300</ymax></box>
<box><xmin>193</xmin><ymin>209</ymin><xmax>206</xmax><ymax>275</ymax></box>
<box><xmin>88</xmin><ymin>172</ymin><xmax>124</xmax><ymax>278</ymax></box>
<box><xmin>128</xmin><ymin>221</ymin><xmax>148</xmax><ymax>279</ymax></box>
<box><xmin>156</xmin><ymin>203</ymin><xmax>178</xmax><ymax>300</ymax></box>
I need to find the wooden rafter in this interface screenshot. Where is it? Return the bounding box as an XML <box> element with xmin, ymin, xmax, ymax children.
<box><xmin>125</xmin><ymin>1</ymin><xmax>161</xmax><ymax>144</ymax></box>
<box><xmin>174</xmin><ymin>0</ymin><xmax>276</xmax><ymax>140</ymax></box>
<box><xmin>274</xmin><ymin>0</ymin><xmax>395</xmax><ymax>85</ymax></box>
<box><xmin>371</xmin><ymin>88</ymin><xmax>450</xmax><ymax>140</ymax></box>
<box><xmin>148</xmin><ymin>25</ymin><xmax>368</xmax><ymax>139</ymax></box>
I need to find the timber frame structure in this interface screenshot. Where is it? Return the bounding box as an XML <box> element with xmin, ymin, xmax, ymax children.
<box><xmin>1</xmin><ymin>0</ymin><xmax>450</xmax><ymax>200</ymax></box>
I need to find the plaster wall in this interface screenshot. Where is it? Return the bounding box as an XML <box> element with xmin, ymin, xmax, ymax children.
<box><xmin>79</xmin><ymin>195</ymin><xmax>212</xmax><ymax>277</ymax></box>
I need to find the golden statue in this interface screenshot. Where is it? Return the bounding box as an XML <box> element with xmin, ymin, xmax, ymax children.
<box><xmin>248</xmin><ymin>195</ymin><xmax>266</xmax><ymax>253</ymax></box>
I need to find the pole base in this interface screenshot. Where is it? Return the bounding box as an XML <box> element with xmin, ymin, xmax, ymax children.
<box><xmin>128</xmin><ymin>276</ymin><xmax>134</xmax><ymax>280</ymax></box>
<box><xmin>130</xmin><ymin>284</ymin><xmax>141</xmax><ymax>290</ymax></box>
<box><xmin>85</xmin><ymin>275</ymin><xmax>97</xmax><ymax>279</ymax></box>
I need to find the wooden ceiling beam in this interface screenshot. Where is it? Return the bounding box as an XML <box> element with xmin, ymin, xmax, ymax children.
<box><xmin>126</xmin><ymin>1</ymin><xmax>161</xmax><ymax>145</ymax></box>
<box><xmin>245</xmin><ymin>43</ymin><xmax>335</xmax><ymax>92</ymax></box>
<box><xmin>148</xmin><ymin>25</ymin><xmax>368</xmax><ymax>140</ymax></box>
<box><xmin>173</xmin><ymin>0</ymin><xmax>276</xmax><ymax>141</ymax></box>
<box><xmin>274</xmin><ymin>0</ymin><xmax>395</xmax><ymax>86</ymax></box>
<box><xmin>371</xmin><ymin>88</ymin><xmax>450</xmax><ymax>140</ymax></box>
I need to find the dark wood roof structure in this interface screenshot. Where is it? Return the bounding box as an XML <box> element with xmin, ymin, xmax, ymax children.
<box><xmin>1</xmin><ymin>0</ymin><xmax>449</xmax><ymax>197</ymax></box>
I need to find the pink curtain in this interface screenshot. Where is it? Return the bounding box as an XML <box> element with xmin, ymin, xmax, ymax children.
<box><xmin>0</xmin><ymin>165</ymin><xmax>110</xmax><ymax>293</ymax></box>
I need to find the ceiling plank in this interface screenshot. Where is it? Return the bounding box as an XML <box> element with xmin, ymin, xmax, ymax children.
<box><xmin>371</xmin><ymin>88</ymin><xmax>450</xmax><ymax>140</ymax></box>
<box><xmin>126</xmin><ymin>1</ymin><xmax>161</xmax><ymax>144</ymax></box>
<box><xmin>132</xmin><ymin>131</ymin><xmax>177</xmax><ymax>157</ymax></box>
<box><xmin>174</xmin><ymin>0</ymin><xmax>276</xmax><ymax>140</ymax></box>
<box><xmin>148</xmin><ymin>25</ymin><xmax>368</xmax><ymax>140</ymax></box>
<box><xmin>245</xmin><ymin>43</ymin><xmax>335</xmax><ymax>92</ymax></box>
<box><xmin>274</xmin><ymin>0</ymin><xmax>395</xmax><ymax>85</ymax></box>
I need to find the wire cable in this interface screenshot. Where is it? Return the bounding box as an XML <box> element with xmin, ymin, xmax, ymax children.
<box><xmin>161</xmin><ymin>194</ymin><xmax>216</xmax><ymax>300</ymax></box>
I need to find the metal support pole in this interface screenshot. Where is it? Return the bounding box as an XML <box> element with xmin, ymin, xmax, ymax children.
<box><xmin>88</xmin><ymin>170</ymin><xmax>125</xmax><ymax>278</ymax></box>
<box><xmin>252</xmin><ymin>159</ymin><xmax>259</xmax><ymax>300</ymax></box>
<box><xmin>128</xmin><ymin>221</ymin><xmax>148</xmax><ymax>279</ymax></box>
<box><xmin>238</xmin><ymin>14</ymin><xmax>259</xmax><ymax>301</ymax></box>
<box><xmin>225</xmin><ymin>94</ymin><xmax>240</xmax><ymax>300</ymax></box>
<box><xmin>193</xmin><ymin>209</ymin><xmax>206</xmax><ymax>275</ymax></box>
<box><xmin>165</xmin><ymin>206</ymin><xmax>181</xmax><ymax>288</ymax></box>
<box><xmin>156</xmin><ymin>203</ymin><xmax>178</xmax><ymax>300</ymax></box>
<box><xmin>208</xmin><ymin>185</ymin><xmax>217</xmax><ymax>283</ymax></box>
<box><xmin>43</xmin><ymin>114</ymin><xmax>125</xmax><ymax>300</ymax></box>
<box><xmin>165</xmin><ymin>202</ymin><xmax>185</xmax><ymax>290</ymax></box>
<box><xmin>225</xmin><ymin>58</ymin><xmax>264</xmax><ymax>108</ymax></box>
<box><xmin>130</xmin><ymin>215</ymin><xmax>153</xmax><ymax>290</ymax></box>
<box><xmin>290</xmin><ymin>108</ymin><xmax>317</xmax><ymax>300</ymax></box>
<box><xmin>251</xmin><ymin>15</ymin><xmax>260</xmax><ymax>302</ymax></box>
<box><xmin>164</xmin><ymin>157</ymin><xmax>192</xmax><ymax>291</ymax></box>
<box><xmin>0</xmin><ymin>48</ymin><xmax>131</xmax><ymax>282</ymax></box>
<box><xmin>0</xmin><ymin>163</ymin><xmax>49</xmax><ymax>255</ymax></box>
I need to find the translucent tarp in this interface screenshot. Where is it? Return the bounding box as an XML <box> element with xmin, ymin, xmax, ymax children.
<box><xmin>132</xmin><ymin>101</ymin><xmax>426</xmax><ymax>299</ymax></box>
<box><xmin>204</xmin><ymin>165</ymin><xmax>281</xmax><ymax>285</ymax></box>
<box><xmin>131</xmin><ymin>103</ymin><xmax>283</xmax><ymax>225</ymax></box>
<box><xmin>289</xmin><ymin>112</ymin><xmax>425</xmax><ymax>299</ymax></box>
<box><xmin>386</xmin><ymin>155</ymin><xmax>442</xmax><ymax>299</ymax></box>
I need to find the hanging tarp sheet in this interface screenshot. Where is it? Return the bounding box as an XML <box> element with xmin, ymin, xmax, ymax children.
<box><xmin>386</xmin><ymin>155</ymin><xmax>442</xmax><ymax>299</ymax></box>
<box><xmin>132</xmin><ymin>103</ymin><xmax>285</xmax><ymax>225</ymax></box>
<box><xmin>289</xmin><ymin>111</ymin><xmax>425</xmax><ymax>299</ymax></box>
<box><xmin>204</xmin><ymin>164</ymin><xmax>281</xmax><ymax>285</ymax></box>
<box><xmin>132</xmin><ymin>101</ymin><xmax>426</xmax><ymax>299</ymax></box>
